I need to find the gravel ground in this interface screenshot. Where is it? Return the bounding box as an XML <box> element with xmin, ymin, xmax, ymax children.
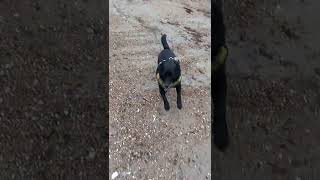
<box><xmin>110</xmin><ymin>0</ymin><xmax>320</xmax><ymax>180</ymax></box>
<box><xmin>109</xmin><ymin>0</ymin><xmax>211</xmax><ymax>179</ymax></box>
<box><xmin>1</xmin><ymin>0</ymin><xmax>320</xmax><ymax>179</ymax></box>
<box><xmin>0</xmin><ymin>0</ymin><xmax>108</xmax><ymax>178</ymax></box>
<box><xmin>213</xmin><ymin>0</ymin><xmax>320</xmax><ymax>179</ymax></box>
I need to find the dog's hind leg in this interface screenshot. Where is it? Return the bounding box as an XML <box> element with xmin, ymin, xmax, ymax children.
<box><xmin>159</xmin><ymin>85</ymin><xmax>170</xmax><ymax>111</ymax></box>
<box><xmin>176</xmin><ymin>83</ymin><xmax>182</xmax><ymax>109</ymax></box>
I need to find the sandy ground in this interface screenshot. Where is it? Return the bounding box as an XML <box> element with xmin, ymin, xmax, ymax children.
<box><xmin>110</xmin><ymin>0</ymin><xmax>320</xmax><ymax>180</ymax></box>
<box><xmin>109</xmin><ymin>0</ymin><xmax>211</xmax><ymax>179</ymax></box>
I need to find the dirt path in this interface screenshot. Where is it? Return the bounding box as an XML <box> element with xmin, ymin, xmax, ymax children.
<box><xmin>109</xmin><ymin>0</ymin><xmax>211</xmax><ymax>179</ymax></box>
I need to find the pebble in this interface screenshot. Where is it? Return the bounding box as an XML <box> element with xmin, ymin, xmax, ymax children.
<box><xmin>39</xmin><ymin>24</ymin><xmax>45</xmax><ymax>30</ymax></box>
<box><xmin>111</xmin><ymin>172</ymin><xmax>119</xmax><ymax>179</ymax></box>
<box><xmin>38</xmin><ymin>100</ymin><xmax>44</xmax><ymax>105</ymax></box>
<box><xmin>39</xmin><ymin>125</ymin><xmax>44</xmax><ymax>131</ymax></box>
<box><xmin>5</xmin><ymin>63</ymin><xmax>13</xmax><ymax>69</ymax></box>
<box><xmin>122</xmin><ymin>172</ymin><xmax>131</xmax><ymax>176</ymax></box>
<box><xmin>4</xmin><ymin>87</ymin><xmax>10</xmax><ymax>93</ymax></box>
<box><xmin>86</xmin><ymin>27</ymin><xmax>94</xmax><ymax>34</ymax></box>
<box><xmin>264</xmin><ymin>144</ymin><xmax>271</xmax><ymax>151</ymax></box>
<box><xmin>305</xmin><ymin>129</ymin><xmax>311</xmax><ymax>134</ymax></box>
<box><xmin>32</xmin><ymin>79</ymin><xmax>39</xmax><ymax>86</ymax></box>
<box><xmin>64</xmin><ymin>110</ymin><xmax>69</xmax><ymax>115</ymax></box>
<box><xmin>87</xmin><ymin>149</ymin><xmax>96</xmax><ymax>160</ymax></box>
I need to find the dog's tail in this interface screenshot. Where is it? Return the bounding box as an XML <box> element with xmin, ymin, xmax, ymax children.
<box><xmin>161</xmin><ymin>34</ymin><xmax>170</xmax><ymax>49</ymax></box>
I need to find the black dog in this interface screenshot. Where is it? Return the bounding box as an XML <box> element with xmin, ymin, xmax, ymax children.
<box><xmin>156</xmin><ymin>34</ymin><xmax>182</xmax><ymax>111</ymax></box>
<box><xmin>212</xmin><ymin>0</ymin><xmax>229</xmax><ymax>150</ymax></box>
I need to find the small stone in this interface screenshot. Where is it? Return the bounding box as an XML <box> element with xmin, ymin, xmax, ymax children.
<box><xmin>160</xmin><ymin>18</ymin><xmax>168</xmax><ymax>23</ymax></box>
<box><xmin>32</xmin><ymin>79</ymin><xmax>39</xmax><ymax>86</ymax></box>
<box><xmin>87</xmin><ymin>55</ymin><xmax>93</xmax><ymax>60</ymax></box>
<box><xmin>4</xmin><ymin>87</ymin><xmax>10</xmax><ymax>93</ymax></box>
<box><xmin>13</xmin><ymin>13</ymin><xmax>20</xmax><ymax>17</ymax></box>
<box><xmin>39</xmin><ymin>24</ymin><xmax>45</xmax><ymax>30</ymax></box>
<box><xmin>305</xmin><ymin>129</ymin><xmax>311</xmax><ymax>134</ymax></box>
<box><xmin>86</xmin><ymin>27</ymin><xmax>94</xmax><ymax>34</ymax></box>
<box><xmin>0</xmin><ymin>98</ymin><xmax>3</xmax><ymax>104</ymax></box>
<box><xmin>5</xmin><ymin>63</ymin><xmax>13</xmax><ymax>69</ymax></box>
<box><xmin>111</xmin><ymin>172</ymin><xmax>119</xmax><ymax>179</ymax></box>
<box><xmin>264</xmin><ymin>144</ymin><xmax>271</xmax><ymax>151</ymax></box>
<box><xmin>289</xmin><ymin>89</ymin><xmax>295</xmax><ymax>94</ymax></box>
<box><xmin>64</xmin><ymin>110</ymin><xmax>69</xmax><ymax>115</ymax></box>
<box><xmin>24</xmin><ymin>112</ymin><xmax>31</xmax><ymax>118</ymax></box>
<box><xmin>87</xmin><ymin>149</ymin><xmax>96</xmax><ymax>160</ymax></box>
<box><xmin>257</xmin><ymin>161</ymin><xmax>263</xmax><ymax>168</ymax></box>
<box><xmin>38</xmin><ymin>100</ymin><xmax>44</xmax><ymax>105</ymax></box>
<box><xmin>54</xmin><ymin>114</ymin><xmax>60</xmax><ymax>118</ymax></box>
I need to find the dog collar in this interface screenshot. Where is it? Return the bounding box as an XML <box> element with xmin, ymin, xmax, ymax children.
<box><xmin>156</xmin><ymin>73</ymin><xmax>182</xmax><ymax>88</ymax></box>
<box><xmin>212</xmin><ymin>45</ymin><xmax>228</xmax><ymax>72</ymax></box>
<box><xmin>158</xmin><ymin>57</ymin><xmax>179</xmax><ymax>66</ymax></box>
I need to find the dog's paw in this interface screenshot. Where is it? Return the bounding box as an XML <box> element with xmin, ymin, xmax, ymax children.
<box><xmin>164</xmin><ymin>103</ymin><xmax>170</xmax><ymax>111</ymax></box>
<box><xmin>177</xmin><ymin>102</ymin><xmax>182</xmax><ymax>109</ymax></box>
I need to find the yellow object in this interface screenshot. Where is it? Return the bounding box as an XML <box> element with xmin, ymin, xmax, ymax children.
<box><xmin>212</xmin><ymin>46</ymin><xmax>228</xmax><ymax>72</ymax></box>
<box><xmin>156</xmin><ymin>73</ymin><xmax>182</xmax><ymax>88</ymax></box>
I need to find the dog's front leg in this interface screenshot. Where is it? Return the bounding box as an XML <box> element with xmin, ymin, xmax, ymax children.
<box><xmin>176</xmin><ymin>83</ymin><xmax>182</xmax><ymax>109</ymax></box>
<box><xmin>159</xmin><ymin>85</ymin><xmax>170</xmax><ymax>111</ymax></box>
<box><xmin>212</xmin><ymin>64</ymin><xmax>229</xmax><ymax>150</ymax></box>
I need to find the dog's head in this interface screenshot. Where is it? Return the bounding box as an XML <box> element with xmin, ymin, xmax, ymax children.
<box><xmin>157</xmin><ymin>58</ymin><xmax>181</xmax><ymax>90</ymax></box>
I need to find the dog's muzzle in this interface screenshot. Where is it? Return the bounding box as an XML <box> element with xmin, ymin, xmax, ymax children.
<box><xmin>156</xmin><ymin>73</ymin><xmax>182</xmax><ymax>91</ymax></box>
